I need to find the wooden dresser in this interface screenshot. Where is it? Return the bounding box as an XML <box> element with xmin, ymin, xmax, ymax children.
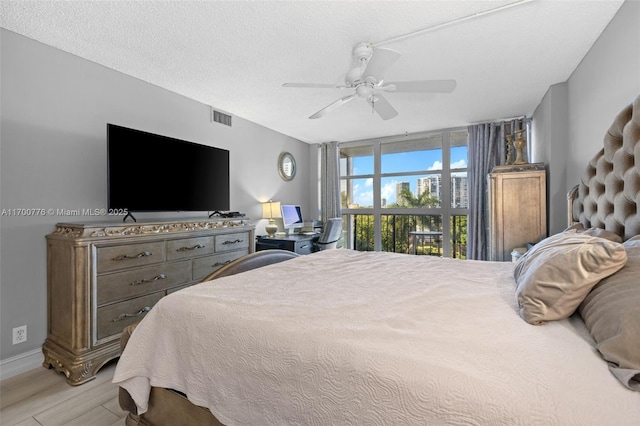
<box><xmin>43</xmin><ymin>218</ymin><xmax>254</xmax><ymax>385</ymax></box>
<box><xmin>488</xmin><ymin>164</ymin><xmax>547</xmax><ymax>261</ymax></box>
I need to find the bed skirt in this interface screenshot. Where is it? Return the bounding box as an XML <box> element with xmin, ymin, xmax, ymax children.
<box><xmin>119</xmin><ymin>322</ymin><xmax>224</xmax><ymax>426</ymax></box>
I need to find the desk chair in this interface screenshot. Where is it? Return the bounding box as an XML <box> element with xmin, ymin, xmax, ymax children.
<box><xmin>313</xmin><ymin>218</ymin><xmax>343</xmax><ymax>251</ymax></box>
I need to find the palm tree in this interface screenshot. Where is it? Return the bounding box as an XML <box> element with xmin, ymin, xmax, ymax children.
<box><xmin>383</xmin><ymin>188</ymin><xmax>441</xmax><ymax>253</ymax></box>
<box><xmin>390</xmin><ymin>188</ymin><xmax>440</xmax><ymax>209</ymax></box>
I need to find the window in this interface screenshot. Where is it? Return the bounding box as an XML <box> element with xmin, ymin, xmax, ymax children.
<box><xmin>340</xmin><ymin>129</ymin><xmax>468</xmax><ymax>258</ymax></box>
<box><xmin>340</xmin><ymin>145</ymin><xmax>374</xmax><ymax>208</ymax></box>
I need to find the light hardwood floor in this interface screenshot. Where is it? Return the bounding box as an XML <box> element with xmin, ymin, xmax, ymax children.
<box><xmin>0</xmin><ymin>360</ymin><xmax>126</xmax><ymax>426</ymax></box>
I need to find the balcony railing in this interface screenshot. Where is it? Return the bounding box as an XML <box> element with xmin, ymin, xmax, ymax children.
<box><xmin>347</xmin><ymin>214</ymin><xmax>467</xmax><ymax>259</ymax></box>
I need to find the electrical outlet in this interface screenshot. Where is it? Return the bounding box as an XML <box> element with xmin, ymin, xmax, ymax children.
<box><xmin>13</xmin><ymin>325</ymin><xmax>27</xmax><ymax>344</ymax></box>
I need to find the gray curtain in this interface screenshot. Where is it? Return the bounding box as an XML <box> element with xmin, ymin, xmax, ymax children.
<box><xmin>320</xmin><ymin>141</ymin><xmax>341</xmax><ymax>223</ymax></box>
<box><xmin>467</xmin><ymin>118</ymin><xmax>529</xmax><ymax>260</ymax></box>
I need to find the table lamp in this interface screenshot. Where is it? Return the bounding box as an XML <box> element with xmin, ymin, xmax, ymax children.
<box><xmin>262</xmin><ymin>200</ymin><xmax>281</xmax><ymax>238</ymax></box>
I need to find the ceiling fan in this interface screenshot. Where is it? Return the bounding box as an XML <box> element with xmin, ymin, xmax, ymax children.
<box><xmin>282</xmin><ymin>42</ymin><xmax>456</xmax><ymax>120</ymax></box>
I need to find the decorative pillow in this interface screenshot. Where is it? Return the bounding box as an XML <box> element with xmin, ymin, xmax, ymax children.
<box><xmin>579</xmin><ymin>236</ymin><xmax>640</xmax><ymax>391</ymax></box>
<box><xmin>514</xmin><ymin>225</ymin><xmax>622</xmax><ymax>281</ymax></box>
<box><xmin>563</xmin><ymin>223</ymin><xmax>623</xmax><ymax>243</ymax></box>
<box><xmin>514</xmin><ymin>232</ymin><xmax>627</xmax><ymax>325</ymax></box>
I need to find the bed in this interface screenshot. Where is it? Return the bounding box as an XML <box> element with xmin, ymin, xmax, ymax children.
<box><xmin>113</xmin><ymin>95</ymin><xmax>640</xmax><ymax>425</ymax></box>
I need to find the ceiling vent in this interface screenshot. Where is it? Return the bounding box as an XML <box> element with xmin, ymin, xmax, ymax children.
<box><xmin>211</xmin><ymin>108</ymin><xmax>232</xmax><ymax>127</ymax></box>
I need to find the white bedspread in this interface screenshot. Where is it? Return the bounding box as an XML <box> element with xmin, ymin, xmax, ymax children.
<box><xmin>113</xmin><ymin>249</ymin><xmax>640</xmax><ymax>425</ymax></box>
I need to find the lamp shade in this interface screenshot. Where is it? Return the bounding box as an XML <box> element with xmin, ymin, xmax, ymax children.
<box><xmin>262</xmin><ymin>201</ymin><xmax>282</xmax><ymax>219</ymax></box>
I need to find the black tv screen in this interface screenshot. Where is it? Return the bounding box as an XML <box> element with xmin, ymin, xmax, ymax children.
<box><xmin>107</xmin><ymin>124</ymin><xmax>230</xmax><ymax>212</ymax></box>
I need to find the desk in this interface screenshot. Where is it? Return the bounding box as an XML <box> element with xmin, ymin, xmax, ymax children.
<box><xmin>410</xmin><ymin>231</ymin><xmax>443</xmax><ymax>255</ymax></box>
<box><xmin>256</xmin><ymin>234</ymin><xmax>317</xmax><ymax>255</ymax></box>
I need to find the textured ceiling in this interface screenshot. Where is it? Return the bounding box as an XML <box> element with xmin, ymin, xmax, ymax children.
<box><xmin>1</xmin><ymin>0</ymin><xmax>625</xmax><ymax>144</ymax></box>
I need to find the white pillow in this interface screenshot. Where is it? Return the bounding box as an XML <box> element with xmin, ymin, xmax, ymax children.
<box><xmin>514</xmin><ymin>232</ymin><xmax>627</xmax><ymax>325</ymax></box>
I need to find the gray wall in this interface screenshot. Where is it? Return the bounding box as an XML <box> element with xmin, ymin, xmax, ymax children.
<box><xmin>532</xmin><ymin>0</ymin><xmax>639</xmax><ymax>234</ymax></box>
<box><xmin>531</xmin><ymin>83</ymin><xmax>569</xmax><ymax>235</ymax></box>
<box><xmin>566</xmin><ymin>0</ymin><xmax>639</xmax><ymax>186</ymax></box>
<box><xmin>0</xmin><ymin>29</ymin><xmax>312</xmax><ymax>363</ymax></box>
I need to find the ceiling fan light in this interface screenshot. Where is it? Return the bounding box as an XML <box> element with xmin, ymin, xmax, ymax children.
<box><xmin>356</xmin><ymin>85</ymin><xmax>372</xmax><ymax>98</ymax></box>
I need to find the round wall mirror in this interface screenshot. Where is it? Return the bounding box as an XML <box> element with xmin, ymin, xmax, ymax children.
<box><xmin>278</xmin><ymin>152</ymin><xmax>296</xmax><ymax>181</ymax></box>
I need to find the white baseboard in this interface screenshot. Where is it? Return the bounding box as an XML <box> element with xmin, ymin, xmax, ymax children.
<box><xmin>0</xmin><ymin>348</ymin><xmax>44</xmax><ymax>381</ymax></box>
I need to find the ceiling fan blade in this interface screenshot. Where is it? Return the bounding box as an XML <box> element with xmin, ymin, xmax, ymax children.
<box><xmin>283</xmin><ymin>83</ymin><xmax>345</xmax><ymax>89</ymax></box>
<box><xmin>381</xmin><ymin>79</ymin><xmax>457</xmax><ymax>93</ymax></box>
<box><xmin>367</xmin><ymin>93</ymin><xmax>398</xmax><ymax>120</ymax></box>
<box><xmin>362</xmin><ymin>47</ymin><xmax>401</xmax><ymax>82</ymax></box>
<box><xmin>309</xmin><ymin>94</ymin><xmax>356</xmax><ymax>119</ymax></box>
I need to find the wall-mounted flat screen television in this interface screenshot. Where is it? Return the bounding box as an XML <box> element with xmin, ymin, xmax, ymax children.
<box><xmin>107</xmin><ymin>124</ymin><xmax>230</xmax><ymax>214</ymax></box>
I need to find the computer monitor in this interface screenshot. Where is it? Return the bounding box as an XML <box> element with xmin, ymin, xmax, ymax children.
<box><xmin>281</xmin><ymin>204</ymin><xmax>303</xmax><ymax>233</ymax></box>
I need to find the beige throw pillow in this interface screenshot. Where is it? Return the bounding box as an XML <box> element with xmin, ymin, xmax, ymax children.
<box><xmin>514</xmin><ymin>232</ymin><xmax>627</xmax><ymax>325</ymax></box>
<box><xmin>579</xmin><ymin>236</ymin><xmax>640</xmax><ymax>391</ymax></box>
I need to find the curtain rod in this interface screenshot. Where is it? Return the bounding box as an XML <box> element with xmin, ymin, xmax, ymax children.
<box><xmin>373</xmin><ymin>0</ymin><xmax>536</xmax><ymax>47</ymax></box>
<box><xmin>469</xmin><ymin>115</ymin><xmax>530</xmax><ymax>125</ymax></box>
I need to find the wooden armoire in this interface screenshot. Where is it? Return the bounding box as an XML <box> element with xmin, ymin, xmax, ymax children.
<box><xmin>487</xmin><ymin>163</ymin><xmax>547</xmax><ymax>261</ymax></box>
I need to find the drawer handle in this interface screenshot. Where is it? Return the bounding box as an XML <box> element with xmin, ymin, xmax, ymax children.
<box><xmin>112</xmin><ymin>251</ymin><xmax>152</xmax><ymax>261</ymax></box>
<box><xmin>299</xmin><ymin>244</ymin><xmax>309</xmax><ymax>249</ymax></box>
<box><xmin>212</xmin><ymin>260</ymin><xmax>233</xmax><ymax>267</ymax></box>
<box><xmin>222</xmin><ymin>239</ymin><xmax>243</xmax><ymax>245</ymax></box>
<box><xmin>112</xmin><ymin>306</ymin><xmax>151</xmax><ymax>322</ymax></box>
<box><xmin>130</xmin><ymin>274</ymin><xmax>167</xmax><ymax>286</ymax></box>
<box><xmin>177</xmin><ymin>244</ymin><xmax>205</xmax><ymax>252</ymax></box>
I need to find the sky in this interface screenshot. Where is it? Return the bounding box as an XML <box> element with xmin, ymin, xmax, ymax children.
<box><xmin>349</xmin><ymin>146</ymin><xmax>467</xmax><ymax>206</ymax></box>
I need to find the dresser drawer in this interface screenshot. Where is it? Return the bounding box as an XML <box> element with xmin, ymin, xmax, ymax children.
<box><xmin>97</xmin><ymin>241</ymin><xmax>166</xmax><ymax>273</ymax></box>
<box><xmin>96</xmin><ymin>292</ymin><xmax>164</xmax><ymax>340</ymax></box>
<box><xmin>294</xmin><ymin>240</ymin><xmax>313</xmax><ymax>255</ymax></box>
<box><xmin>167</xmin><ymin>283</ymin><xmax>191</xmax><ymax>294</ymax></box>
<box><xmin>215</xmin><ymin>232</ymin><xmax>250</xmax><ymax>252</ymax></box>
<box><xmin>167</xmin><ymin>236</ymin><xmax>214</xmax><ymax>261</ymax></box>
<box><xmin>97</xmin><ymin>260</ymin><xmax>191</xmax><ymax>306</ymax></box>
<box><xmin>193</xmin><ymin>250</ymin><xmax>249</xmax><ymax>281</ymax></box>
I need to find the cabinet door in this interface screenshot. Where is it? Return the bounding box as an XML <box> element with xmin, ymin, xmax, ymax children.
<box><xmin>489</xmin><ymin>170</ymin><xmax>546</xmax><ymax>261</ymax></box>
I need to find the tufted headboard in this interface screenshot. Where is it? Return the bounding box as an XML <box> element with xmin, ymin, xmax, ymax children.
<box><xmin>569</xmin><ymin>94</ymin><xmax>640</xmax><ymax>241</ymax></box>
